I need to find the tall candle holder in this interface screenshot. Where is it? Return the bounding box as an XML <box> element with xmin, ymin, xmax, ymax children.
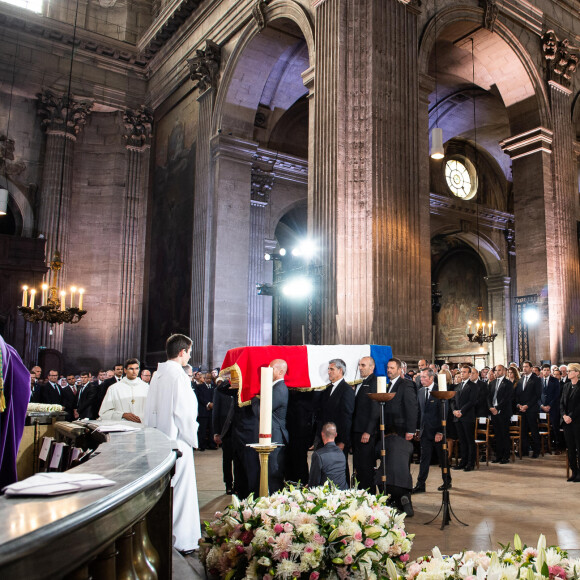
<box><xmin>424</xmin><ymin>390</ymin><xmax>468</xmax><ymax>529</ymax></box>
<box><xmin>367</xmin><ymin>392</ymin><xmax>396</xmax><ymax>494</ymax></box>
<box><xmin>248</xmin><ymin>443</ymin><xmax>283</xmax><ymax>497</ymax></box>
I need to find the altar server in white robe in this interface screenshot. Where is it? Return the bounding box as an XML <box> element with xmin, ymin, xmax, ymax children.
<box><xmin>144</xmin><ymin>334</ymin><xmax>201</xmax><ymax>554</ymax></box>
<box><xmin>99</xmin><ymin>358</ymin><xmax>148</xmax><ymax>422</ymax></box>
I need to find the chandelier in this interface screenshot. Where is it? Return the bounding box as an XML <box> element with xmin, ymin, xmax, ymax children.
<box><xmin>18</xmin><ymin>250</ymin><xmax>86</xmax><ymax>329</ymax></box>
<box><xmin>467</xmin><ymin>307</ymin><xmax>497</xmax><ymax>344</ymax></box>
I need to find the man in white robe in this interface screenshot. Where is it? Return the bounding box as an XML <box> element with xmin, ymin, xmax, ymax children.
<box><xmin>144</xmin><ymin>334</ymin><xmax>201</xmax><ymax>554</ymax></box>
<box><xmin>98</xmin><ymin>358</ymin><xmax>148</xmax><ymax>422</ymax></box>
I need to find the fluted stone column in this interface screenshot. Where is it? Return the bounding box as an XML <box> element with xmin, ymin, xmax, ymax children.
<box><xmin>117</xmin><ymin>106</ymin><xmax>153</xmax><ymax>362</ymax></box>
<box><xmin>188</xmin><ymin>40</ymin><xmax>221</xmax><ymax>367</ymax></box>
<box><xmin>484</xmin><ymin>275</ymin><xmax>511</xmax><ymax>368</ymax></box>
<box><xmin>37</xmin><ymin>90</ymin><xmax>92</xmax><ymax>350</ymax></box>
<box><xmin>311</xmin><ymin>0</ymin><xmax>430</xmax><ymax>357</ymax></box>
<box><xmin>247</xmin><ymin>166</ymin><xmax>274</xmax><ymax>346</ymax></box>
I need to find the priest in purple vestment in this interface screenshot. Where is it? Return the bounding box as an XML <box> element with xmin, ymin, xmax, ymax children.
<box><xmin>0</xmin><ymin>334</ymin><xmax>30</xmax><ymax>488</ymax></box>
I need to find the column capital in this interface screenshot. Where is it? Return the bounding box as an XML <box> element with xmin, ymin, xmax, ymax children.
<box><xmin>123</xmin><ymin>105</ymin><xmax>153</xmax><ymax>150</ymax></box>
<box><xmin>37</xmin><ymin>90</ymin><xmax>93</xmax><ymax>138</ymax></box>
<box><xmin>541</xmin><ymin>30</ymin><xmax>579</xmax><ymax>90</ymax></box>
<box><xmin>187</xmin><ymin>39</ymin><xmax>221</xmax><ymax>93</ymax></box>
<box><xmin>251</xmin><ymin>165</ymin><xmax>274</xmax><ymax>205</ymax></box>
<box><xmin>499</xmin><ymin>127</ymin><xmax>553</xmax><ymax>160</ymax></box>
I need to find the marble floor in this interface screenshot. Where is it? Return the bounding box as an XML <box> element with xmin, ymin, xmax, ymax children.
<box><xmin>179</xmin><ymin>449</ymin><xmax>580</xmax><ymax>578</ymax></box>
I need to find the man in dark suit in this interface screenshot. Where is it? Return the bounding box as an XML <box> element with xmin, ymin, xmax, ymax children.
<box><xmin>515</xmin><ymin>360</ymin><xmax>542</xmax><ymax>457</ymax></box>
<box><xmin>488</xmin><ymin>364</ymin><xmax>513</xmax><ymax>463</ymax></box>
<box><xmin>471</xmin><ymin>367</ymin><xmax>490</xmax><ymax>419</ymax></box>
<box><xmin>194</xmin><ymin>372</ymin><xmax>216</xmax><ymax>450</ymax></box>
<box><xmin>60</xmin><ymin>374</ymin><xmax>78</xmax><ymax>421</ymax></box>
<box><xmin>95</xmin><ymin>363</ymin><xmax>124</xmax><ymax>416</ymax></box>
<box><xmin>452</xmin><ymin>363</ymin><xmax>478</xmax><ymax>471</ymax></box>
<box><xmin>76</xmin><ymin>371</ymin><xmax>98</xmax><ymax>420</ymax></box>
<box><xmin>285</xmin><ymin>389</ymin><xmax>317</xmax><ymax>484</ymax></box>
<box><xmin>315</xmin><ymin>359</ymin><xmax>355</xmax><ymax>482</ymax></box>
<box><xmin>267</xmin><ymin>359</ymin><xmax>289</xmax><ymax>493</ymax></box>
<box><xmin>352</xmin><ymin>356</ymin><xmax>380</xmax><ymax>491</ymax></box>
<box><xmin>413</xmin><ymin>368</ymin><xmax>451</xmax><ymax>493</ymax></box>
<box><xmin>39</xmin><ymin>369</ymin><xmax>62</xmax><ymax>404</ymax></box>
<box><xmin>540</xmin><ymin>364</ymin><xmax>561</xmax><ymax>446</ymax></box>
<box><xmin>212</xmin><ymin>378</ymin><xmax>235</xmax><ymax>494</ymax></box>
<box><xmin>308</xmin><ymin>422</ymin><xmax>347</xmax><ymax>490</ymax></box>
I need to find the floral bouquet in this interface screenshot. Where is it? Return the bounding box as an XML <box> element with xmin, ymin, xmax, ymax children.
<box><xmin>199</xmin><ymin>482</ymin><xmax>413</xmax><ymax>580</ymax></box>
<box><xmin>406</xmin><ymin>534</ymin><xmax>580</xmax><ymax>580</ymax></box>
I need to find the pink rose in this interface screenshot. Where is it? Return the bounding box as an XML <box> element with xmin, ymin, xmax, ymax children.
<box><xmin>305</xmin><ymin>546</ymin><xmax>314</xmax><ymax>553</ymax></box>
<box><xmin>364</xmin><ymin>538</ymin><xmax>375</xmax><ymax>547</ymax></box>
<box><xmin>314</xmin><ymin>533</ymin><xmax>326</xmax><ymax>545</ymax></box>
<box><xmin>274</xmin><ymin>523</ymin><xmax>284</xmax><ymax>533</ymax></box>
<box><xmin>310</xmin><ymin>573</ymin><xmax>320</xmax><ymax>580</ymax></box>
<box><xmin>550</xmin><ymin>566</ymin><xmax>567</xmax><ymax>579</ymax></box>
<box><xmin>236</xmin><ymin>545</ymin><xmax>244</xmax><ymax>554</ymax></box>
<box><xmin>280</xmin><ymin>551</ymin><xmax>289</xmax><ymax>559</ymax></box>
<box><xmin>344</xmin><ymin>555</ymin><xmax>354</xmax><ymax>565</ymax></box>
<box><xmin>342</xmin><ymin>539</ymin><xmax>348</xmax><ymax>545</ymax></box>
<box><xmin>284</xmin><ymin>522</ymin><xmax>293</xmax><ymax>533</ymax></box>
<box><xmin>400</xmin><ymin>553</ymin><xmax>409</xmax><ymax>562</ymax></box>
<box><xmin>354</xmin><ymin>531</ymin><xmax>363</xmax><ymax>541</ymax></box>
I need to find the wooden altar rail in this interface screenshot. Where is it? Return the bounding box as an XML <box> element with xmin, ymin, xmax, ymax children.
<box><xmin>0</xmin><ymin>426</ymin><xmax>177</xmax><ymax>579</ymax></box>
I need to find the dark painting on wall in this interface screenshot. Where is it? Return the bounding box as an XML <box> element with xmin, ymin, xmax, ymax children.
<box><xmin>147</xmin><ymin>122</ymin><xmax>195</xmax><ymax>354</ymax></box>
<box><xmin>435</xmin><ymin>250</ymin><xmax>488</xmax><ymax>356</ymax></box>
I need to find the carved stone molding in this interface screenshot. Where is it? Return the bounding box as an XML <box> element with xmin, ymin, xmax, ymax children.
<box><xmin>37</xmin><ymin>90</ymin><xmax>93</xmax><ymax>138</ymax></box>
<box><xmin>542</xmin><ymin>30</ymin><xmax>579</xmax><ymax>88</ymax></box>
<box><xmin>187</xmin><ymin>40</ymin><xmax>221</xmax><ymax>92</ymax></box>
<box><xmin>0</xmin><ymin>136</ymin><xmax>26</xmax><ymax>177</ymax></box>
<box><xmin>250</xmin><ymin>165</ymin><xmax>274</xmax><ymax>205</ymax></box>
<box><xmin>483</xmin><ymin>0</ymin><xmax>500</xmax><ymax>32</ymax></box>
<box><xmin>123</xmin><ymin>105</ymin><xmax>153</xmax><ymax>150</ymax></box>
<box><xmin>252</xmin><ymin>0</ymin><xmax>268</xmax><ymax>30</ymax></box>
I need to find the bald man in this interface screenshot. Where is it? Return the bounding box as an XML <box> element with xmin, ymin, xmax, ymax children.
<box><xmin>268</xmin><ymin>359</ymin><xmax>289</xmax><ymax>493</ymax></box>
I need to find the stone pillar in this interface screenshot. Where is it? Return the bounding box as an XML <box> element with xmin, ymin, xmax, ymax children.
<box><xmin>209</xmin><ymin>134</ymin><xmax>256</xmax><ymax>366</ymax></box>
<box><xmin>500</xmin><ymin>128</ymin><xmax>554</xmax><ymax>363</ymax></box>
<box><xmin>311</xmin><ymin>0</ymin><xmax>430</xmax><ymax>357</ymax></box>
<box><xmin>187</xmin><ymin>40</ymin><xmax>221</xmax><ymax>367</ymax></box>
<box><xmin>484</xmin><ymin>275</ymin><xmax>511</xmax><ymax>368</ymax></box>
<box><xmin>37</xmin><ymin>89</ymin><xmax>92</xmax><ymax>350</ymax></box>
<box><xmin>117</xmin><ymin>106</ymin><xmax>153</xmax><ymax>362</ymax></box>
<box><xmin>246</xmin><ymin>166</ymin><xmax>274</xmax><ymax>346</ymax></box>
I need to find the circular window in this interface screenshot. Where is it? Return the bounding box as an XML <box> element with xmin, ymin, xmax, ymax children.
<box><xmin>445</xmin><ymin>158</ymin><xmax>477</xmax><ymax>200</ymax></box>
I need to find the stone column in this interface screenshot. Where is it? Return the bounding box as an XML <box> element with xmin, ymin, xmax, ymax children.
<box><xmin>37</xmin><ymin>89</ymin><xmax>92</xmax><ymax>350</ymax></box>
<box><xmin>311</xmin><ymin>0</ymin><xmax>431</xmax><ymax>357</ymax></box>
<box><xmin>117</xmin><ymin>106</ymin><xmax>153</xmax><ymax>363</ymax></box>
<box><xmin>484</xmin><ymin>275</ymin><xmax>511</xmax><ymax>367</ymax></box>
<box><xmin>187</xmin><ymin>40</ymin><xmax>221</xmax><ymax>367</ymax></box>
<box><xmin>246</xmin><ymin>166</ymin><xmax>274</xmax><ymax>346</ymax></box>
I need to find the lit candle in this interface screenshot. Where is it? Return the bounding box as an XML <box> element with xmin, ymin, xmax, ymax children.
<box><xmin>476</xmin><ymin>322</ymin><xmax>480</xmax><ymax>332</ymax></box>
<box><xmin>70</xmin><ymin>286</ymin><xmax>77</xmax><ymax>308</ymax></box>
<box><xmin>22</xmin><ymin>285</ymin><xmax>28</xmax><ymax>307</ymax></box>
<box><xmin>78</xmin><ymin>288</ymin><xmax>85</xmax><ymax>310</ymax></box>
<box><xmin>492</xmin><ymin>320</ymin><xmax>496</xmax><ymax>335</ymax></box>
<box><xmin>488</xmin><ymin>323</ymin><xmax>492</xmax><ymax>335</ymax></box>
<box><xmin>467</xmin><ymin>320</ymin><xmax>472</xmax><ymax>334</ymax></box>
<box><xmin>41</xmin><ymin>283</ymin><xmax>48</xmax><ymax>306</ymax></box>
<box><xmin>29</xmin><ymin>289</ymin><xmax>36</xmax><ymax>309</ymax></box>
<box><xmin>259</xmin><ymin>367</ymin><xmax>273</xmax><ymax>445</ymax></box>
<box><xmin>438</xmin><ymin>373</ymin><xmax>447</xmax><ymax>392</ymax></box>
<box><xmin>377</xmin><ymin>376</ymin><xmax>387</xmax><ymax>394</ymax></box>
<box><xmin>60</xmin><ymin>291</ymin><xmax>66</xmax><ymax>311</ymax></box>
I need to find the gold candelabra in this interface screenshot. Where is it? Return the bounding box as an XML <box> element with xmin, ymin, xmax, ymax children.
<box><xmin>466</xmin><ymin>306</ymin><xmax>497</xmax><ymax>344</ymax></box>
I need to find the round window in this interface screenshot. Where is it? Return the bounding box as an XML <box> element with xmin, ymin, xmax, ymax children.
<box><xmin>445</xmin><ymin>158</ymin><xmax>477</xmax><ymax>200</ymax></box>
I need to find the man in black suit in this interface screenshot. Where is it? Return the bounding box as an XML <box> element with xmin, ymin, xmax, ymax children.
<box><xmin>413</xmin><ymin>368</ymin><xmax>451</xmax><ymax>493</ymax></box>
<box><xmin>315</xmin><ymin>359</ymin><xmax>355</xmax><ymax>482</ymax></box>
<box><xmin>95</xmin><ymin>363</ymin><xmax>124</xmax><ymax>416</ymax></box>
<box><xmin>471</xmin><ymin>367</ymin><xmax>490</xmax><ymax>419</ymax></box>
<box><xmin>39</xmin><ymin>369</ymin><xmax>62</xmax><ymax>405</ymax></box>
<box><xmin>309</xmin><ymin>423</ymin><xmax>348</xmax><ymax>490</ymax></box>
<box><xmin>385</xmin><ymin>358</ymin><xmax>418</xmax><ymax>440</ymax></box>
<box><xmin>515</xmin><ymin>360</ymin><xmax>542</xmax><ymax>458</ymax></box>
<box><xmin>194</xmin><ymin>372</ymin><xmax>216</xmax><ymax>450</ymax></box>
<box><xmin>352</xmin><ymin>356</ymin><xmax>380</xmax><ymax>491</ymax></box>
<box><xmin>452</xmin><ymin>363</ymin><xmax>478</xmax><ymax>471</ymax></box>
<box><xmin>75</xmin><ymin>371</ymin><xmax>98</xmax><ymax>420</ymax></box>
<box><xmin>488</xmin><ymin>364</ymin><xmax>513</xmax><ymax>463</ymax></box>
<box><xmin>60</xmin><ymin>374</ymin><xmax>78</xmax><ymax>421</ymax></box>
<box><xmin>212</xmin><ymin>378</ymin><xmax>235</xmax><ymax>494</ymax></box>
<box><xmin>540</xmin><ymin>364</ymin><xmax>561</xmax><ymax>446</ymax></box>
<box><xmin>285</xmin><ymin>389</ymin><xmax>317</xmax><ymax>484</ymax></box>
<box><xmin>267</xmin><ymin>359</ymin><xmax>289</xmax><ymax>493</ymax></box>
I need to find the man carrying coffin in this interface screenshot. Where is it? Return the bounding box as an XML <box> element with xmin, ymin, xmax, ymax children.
<box><xmin>145</xmin><ymin>334</ymin><xmax>201</xmax><ymax>555</ymax></box>
<box><xmin>99</xmin><ymin>358</ymin><xmax>149</xmax><ymax>422</ymax></box>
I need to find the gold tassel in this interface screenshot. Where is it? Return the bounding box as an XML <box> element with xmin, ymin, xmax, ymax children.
<box><xmin>0</xmin><ymin>348</ymin><xmax>5</xmax><ymax>412</ymax></box>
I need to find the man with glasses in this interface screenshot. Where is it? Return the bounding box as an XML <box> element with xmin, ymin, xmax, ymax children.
<box><xmin>488</xmin><ymin>365</ymin><xmax>513</xmax><ymax>464</ymax></box>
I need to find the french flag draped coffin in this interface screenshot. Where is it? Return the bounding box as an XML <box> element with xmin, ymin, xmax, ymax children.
<box><xmin>220</xmin><ymin>344</ymin><xmax>393</xmax><ymax>404</ymax></box>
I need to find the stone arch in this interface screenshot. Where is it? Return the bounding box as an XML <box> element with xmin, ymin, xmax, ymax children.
<box><xmin>5</xmin><ymin>181</ymin><xmax>34</xmax><ymax>237</ymax></box>
<box><xmin>212</xmin><ymin>0</ymin><xmax>314</xmax><ymax>138</ymax></box>
<box><xmin>419</xmin><ymin>5</ymin><xmax>551</xmax><ymax>131</ymax></box>
<box><xmin>269</xmin><ymin>197</ymin><xmax>307</xmax><ymax>241</ymax></box>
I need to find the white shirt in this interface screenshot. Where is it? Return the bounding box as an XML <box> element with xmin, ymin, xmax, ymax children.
<box><xmin>388</xmin><ymin>376</ymin><xmax>399</xmax><ymax>392</ymax></box>
<box><xmin>99</xmin><ymin>377</ymin><xmax>149</xmax><ymax>421</ymax></box>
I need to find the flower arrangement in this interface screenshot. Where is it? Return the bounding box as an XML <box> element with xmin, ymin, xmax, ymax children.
<box><xmin>406</xmin><ymin>534</ymin><xmax>580</xmax><ymax>580</ymax></box>
<box><xmin>199</xmin><ymin>483</ymin><xmax>413</xmax><ymax>580</ymax></box>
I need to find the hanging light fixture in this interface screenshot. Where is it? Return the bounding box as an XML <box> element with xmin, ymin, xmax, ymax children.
<box><xmin>465</xmin><ymin>37</ymin><xmax>496</xmax><ymax>346</ymax></box>
<box><xmin>430</xmin><ymin>1</ymin><xmax>444</xmax><ymax>160</ymax></box>
<box><xmin>17</xmin><ymin>0</ymin><xmax>87</xmax><ymax>332</ymax></box>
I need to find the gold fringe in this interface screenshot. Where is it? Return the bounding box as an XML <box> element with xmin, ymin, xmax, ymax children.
<box><xmin>0</xmin><ymin>348</ymin><xmax>5</xmax><ymax>412</ymax></box>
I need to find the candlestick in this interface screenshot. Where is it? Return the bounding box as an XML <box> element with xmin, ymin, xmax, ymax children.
<box><xmin>60</xmin><ymin>291</ymin><xmax>66</xmax><ymax>311</ymax></box>
<box><xmin>78</xmin><ymin>288</ymin><xmax>85</xmax><ymax>310</ymax></box>
<box><xmin>438</xmin><ymin>373</ymin><xmax>447</xmax><ymax>391</ymax></box>
<box><xmin>22</xmin><ymin>286</ymin><xmax>28</xmax><ymax>307</ymax></box>
<box><xmin>41</xmin><ymin>283</ymin><xmax>48</xmax><ymax>306</ymax></box>
<box><xmin>259</xmin><ymin>367</ymin><xmax>273</xmax><ymax>444</ymax></box>
<box><xmin>377</xmin><ymin>376</ymin><xmax>387</xmax><ymax>394</ymax></box>
<box><xmin>29</xmin><ymin>289</ymin><xmax>36</xmax><ymax>309</ymax></box>
<box><xmin>70</xmin><ymin>286</ymin><xmax>77</xmax><ymax>308</ymax></box>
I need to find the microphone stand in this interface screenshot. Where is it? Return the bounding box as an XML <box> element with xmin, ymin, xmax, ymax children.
<box><xmin>368</xmin><ymin>392</ymin><xmax>396</xmax><ymax>494</ymax></box>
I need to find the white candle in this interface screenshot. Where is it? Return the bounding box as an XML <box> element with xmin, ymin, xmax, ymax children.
<box><xmin>377</xmin><ymin>376</ymin><xmax>387</xmax><ymax>394</ymax></box>
<box><xmin>29</xmin><ymin>289</ymin><xmax>36</xmax><ymax>309</ymax></box>
<box><xmin>70</xmin><ymin>286</ymin><xmax>77</xmax><ymax>308</ymax></box>
<box><xmin>78</xmin><ymin>288</ymin><xmax>85</xmax><ymax>310</ymax></box>
<box><xmin>492</xmin><ymin>320</ymin><xmax>496</xmax><ymax>334</ymax></box>
<box><xmin>438</xmin><ymin>373</ymin><xmax>447</xmax><ymax>392</ymax></box>
<box><xmin>22</xmin><ymin>285</ymin><xmax>28</xmax><ymax>307</ymax></box>
<box><xmin>259</xmin><ymin>367</ymin><xmax>273</xmax><ymax>444</ymax></box>
<box><xmin>41</xmin><ymin>283</ymin><xmax>48</xmax><ymax>306</ymax></box>
<box><xmin>60</xmin><ymin>291</ymin><xmax>66</xmax><ymax>311</ymax></box>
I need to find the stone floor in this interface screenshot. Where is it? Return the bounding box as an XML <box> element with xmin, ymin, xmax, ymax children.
<box><xmin>177</xmin><ymin>449</ymin><xmax>580</xmax><ymax>578</ymax></box>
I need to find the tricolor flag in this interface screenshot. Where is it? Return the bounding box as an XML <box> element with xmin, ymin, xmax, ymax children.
<box><xmin>220</xmin><ymin>344</ymin><xmax>393</xmax><ymax>403</ymax></box>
